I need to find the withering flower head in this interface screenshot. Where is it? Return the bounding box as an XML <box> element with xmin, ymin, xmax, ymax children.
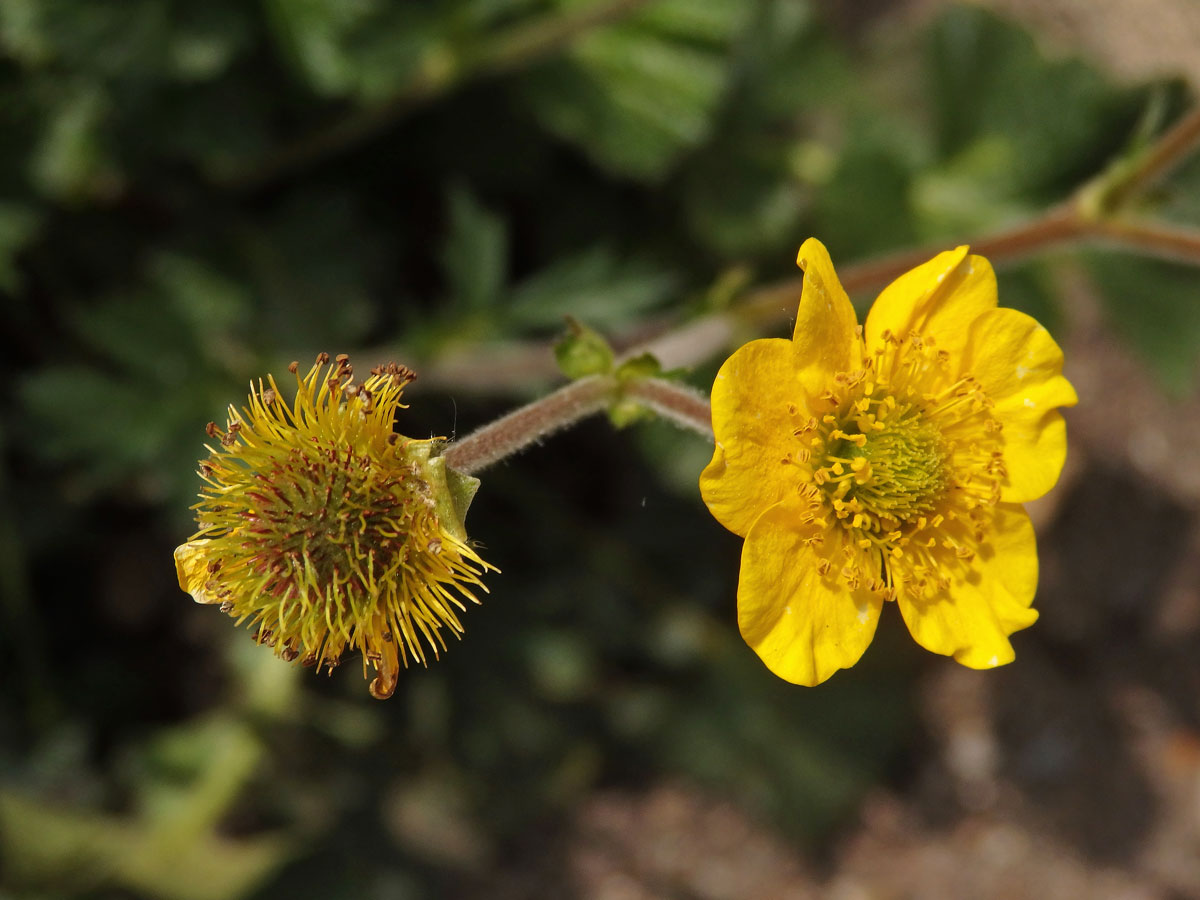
<box><xmin>175</xmin><ymin>354</ymin><xmax>493</xmax><ymax>699</ymax></box>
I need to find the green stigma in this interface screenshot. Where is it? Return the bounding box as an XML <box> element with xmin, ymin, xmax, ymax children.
<box><xmin>835</xmin><ymin>415</ymin><xmax>946</xmax><ymax>522</ymax></box>
<box><xmin>812</xmin><ymin>390</ymin><xmax>948</xmax><ymax>530</ymax></box>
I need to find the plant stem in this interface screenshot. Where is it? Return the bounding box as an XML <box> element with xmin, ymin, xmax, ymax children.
<box><xmin>1086</xmin><ymin>218</ymin><xmax>1200</xmax><ymax>266</ymax></box>
<box><xmin>378</xmin><ymin>104</ymin><xmax>1200</xmax><ymax>395</ymax></box>
<box><xmin>1104</xmin><ymin>105</ymin><xmax>1200</xmax><ymax>210</ymax></box>
<box><xmin>623</xmin><ymin>378</ymin><xmax>714</xmax><ymax>439</ymax></box>
<box><xmin>442</xmin><ymin>374</ymin><xmax>618</xmax><ymax>475</ymax></box>
<box><xmin>739</xmin><ymin>205</ymin><xmax>1086</xmax><ymax>325</ymax></box>
<box><xmin>440</xmin><ymin>374</ymin><xmax>716</xmax><ymax>474</ymax></box>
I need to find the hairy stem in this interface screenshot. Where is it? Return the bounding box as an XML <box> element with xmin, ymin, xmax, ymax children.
<box><xmin>442</xmin><ymin>375</ymin><xmax>617</xmax><ymax>475</ymax></box>
<box><xmin>623</xmin><ymin>378</ymin><xmax>714</xmax><ymax>440</ymax></box>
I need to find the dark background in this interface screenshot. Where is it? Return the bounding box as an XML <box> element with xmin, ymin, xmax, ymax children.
<box><xmin>3</xmin><ymin>1</ymin><xmax>1200</xmax><ymax>897</ymax></box>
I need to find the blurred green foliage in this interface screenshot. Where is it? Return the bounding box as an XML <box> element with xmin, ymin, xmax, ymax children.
<box><xmin>1</xmin><ymin>1</ymin><xmax>1198</xmax><ymax>898</ymax></box>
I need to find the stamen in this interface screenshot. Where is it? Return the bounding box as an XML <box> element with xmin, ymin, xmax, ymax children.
<box><xmin>787</xmin><ymin>329</ymin><xmax>1007</xmax><ymax>603</ymax></box>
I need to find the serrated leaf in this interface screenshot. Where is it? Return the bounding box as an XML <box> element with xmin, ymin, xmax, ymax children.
<box><xmin>263</xmin><ymin>0</ymin><xmax>377</xmax><ymax>96</ymax></box>
<box><xmin>507</xmin><ymin>247</ymin><xmax>677</xmax><ymax>330</ymax></box>
<box><xmin>927</xmin><ymin>6</ymin><xmax>1144</xmax><ymax>197</ymax></box>
<box><xmin>263</xmin><ymin>0</ymin><xmax>438</xmax><ymax>100</ymax></box>
<box><xmin>520</xmin><ymin>0</ymin><xmax>749</xmax><ymax>180</ymax></box>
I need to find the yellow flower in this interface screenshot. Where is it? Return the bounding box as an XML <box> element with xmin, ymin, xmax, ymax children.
<box><xmin>700</xmin><ymin>238</ymin><xmax>1076</xmax><ymax>685</ymax></box>
<box><xmin>175</xmin><ymin>354</ymin><xmax>493</xmax><ymax>699</ymax></box>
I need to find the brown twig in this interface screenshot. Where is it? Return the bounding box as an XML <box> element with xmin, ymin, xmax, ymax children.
<box><xmin>1084</xmin><ymin>218</ymin><xmax>1200</xmax><ymax>266</ymax></box>
<box><xmin>392</xmin><ymin>105</ymin><xmax>1200</xmax><ymax>405</ymax></box>
<box><xmin>1102</xmin><ymin>106</ymin><xmax>1200</xmax><ymax>211</ymax></box>
<box><xmin>441</xmin><ymin>374</ymin><xmax>617</xmax><ymax>475</ymax></box>
<box><xmin>623</xmin><ymin>378</ymin><xmax>714</xmax><ymax>439</ymax></box>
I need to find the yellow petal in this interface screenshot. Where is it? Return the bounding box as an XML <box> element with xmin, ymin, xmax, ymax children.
<box><xmin>897</xmin><ymin>504</ymin><xmax>1038</xmax><ymax>669</ymax></box>
<box><xmin>793</xmin><ymin>237</ymin><xmax>861</xmax><ymax>393</ymax></box>
<box><xmin>738</xmin><ymin>502</ymin><xmax>883</xmax><ymax>685</ymax></box>
<box><xmin>701</xmin><ymin>337</ymin><xmax>804</xmax><ymax>537</ymax></box>
<box><xmin>864</xmin><ymin>247</ymin><xmax>996</xmax><ymax>361</ymax></box>
<box><xmin>174</xmin><ymin>540</ymin><xmax>218</xmax><ymax>604</ymax></box>
<box><xmin>965</xmin><ymin>306</ymin><xmax>1077</xmax><ymax>503</ymax></box>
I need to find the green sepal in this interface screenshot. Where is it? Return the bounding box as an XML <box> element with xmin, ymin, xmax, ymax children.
<box><xmin>607</xmin><ymin>351</ymin><xmax>670</xmax><ymax>429</ymax></box>
<box><xmin>554</xmin><ymin>316</ymin><xmax>614</xmax><ymax>379</ymax></box>
<box><xmin>413</xmin><ymin>442</ymin><xmax>480</xmax><ymax>543</ymax></box>
<box><xmin>613</xmin><ymin>352</ymin><xmax>661</xmax><ymax>382</ymax></box>
<box><xmin>607</xmin><ymin>397</ymin><xmax>653</xmax><ymax>429</ymax></box>
<box><xmin>444</xmin><ymin>467</ymin><xmax>481</xmax><ymax>533</ymax></box>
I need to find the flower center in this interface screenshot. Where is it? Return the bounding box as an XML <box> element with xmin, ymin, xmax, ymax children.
<box><xmin>781</xmin><ymin>330</ymin><xmax>1009</xmax><ymax>602</ymax></box>
<box><xmin>814</xmin><ymin>390</ymin><xmax>948</xmax><ymax>531</ymax></box>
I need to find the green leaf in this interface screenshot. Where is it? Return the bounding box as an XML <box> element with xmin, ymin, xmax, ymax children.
<box><xmin>29</xmin><ymin>81</ymin><xmax>111</xmax><ymax>200</ymax></box>
<box><xmin>507</xmin><ymin>246</ymin><xmax>677</xmax><ymax>330</ymax></box>
<box><xmin>911</xmin><ymin>136</ymin><xmax>1034</xmax><ymax>239</ymax></box>
<box><xmin>262</xmin><ymin>0</ymin><xmax>440</xmax><ymax>100</ymax></box>
<box><xmin>151</xmin><ymin>253</ymin><xmax>252</xmax><ymax>335</ymax></box>
<box><xmin>606</xmin><ymin>353</ymin><xmax>664</xmax><ymax>428</ymax></box>
<box><xmin>441</xmin><ymin>186</ymin><xmax>508</xmax><ymax>312</ymax></box>
<box><xmin>813</xmin><ymin>134</ymin><xmax>920</xmax><ymax>260</ymax></box>
<box><xmin>262</xmin><ymin>0</ymin><xmax>378</xmax><ymax>96</ymax></box>
<box><xmin>520</xmin><ymin>0</ymin><xmax>749</xmax><ymax>180</ymax></box>
<box><xmin>166</xmin><ymin>5</ymin><xmax>253</xmax><ymax>82</ymax></box>
<box><xmin>1087</xmin><ymin>253</ymin><xmax>1200</xmax><ymax>394</ymax></box>
<box><xmin>21</xmin><ymin>366</ymin><xmax>171</xmax><ymax>480</ymax></box>
<box><xmin>1153</xmin><ymin>133</ymin><xmax>1200</xmax><ymax>228</ymax></box>
<box><xmin>684</xmin><ymin>139</ymin><xmax>808</xmax><ymax>258</ymax></box>
<box><xmin>927</xmin><ymin>6</ymin><xmax>1144</xmax><ymax>197</ymax></box>
<box><xmin>0</xmin><ymin>202</ymin><xmax>41</xmax><ymax>293</ymax></box>
<box><xmin>2</xmin><ymin>0</ymin><xmax>169</xmax><ymax>77</ymax></box>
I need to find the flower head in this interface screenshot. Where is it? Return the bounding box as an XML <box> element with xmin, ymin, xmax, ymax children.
<box><xmin>701</xmin><ymin>239</ymin><xmax>1076</xmax><ymax>685</ymax></box>
<box><xmin>175</xmin><ymin>354</ymin><xmax>493</xmax><ymax>699</ymax></box>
